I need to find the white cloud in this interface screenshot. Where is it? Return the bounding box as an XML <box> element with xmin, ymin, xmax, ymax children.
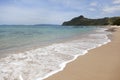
<box><xmin>90</xmin><ymin>2</ymin><xmax>97</xmax><ymax>6</ymax></box>
<box><xmin>48</xmin><ymin>0</ymin><xmax>84</xmax><ymax>10</ymax></box>
<box><xmin>88</xmin><ymin>2</ymin><xmax>97</xmax><ymax>12</ymax></box>
<box><xmin>102</xmin><ymin>0</ymin><xmax>120</xmax><ymax>13</ymax></box>
<box><xmin>113</xmin><ymin>0</ymin><xmax>120</xmax><ymax>4</ymax></box>
<box><xmin>89</xmin><ymin>8</ymin><xmax>96</xmax><ymax>11</ymax></box>
<box><xmin>103</xmin><ymin>5</ymin><xmax>120</xmax><ymax>13</ymax></box>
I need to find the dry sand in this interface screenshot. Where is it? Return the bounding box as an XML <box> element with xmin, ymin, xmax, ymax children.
<box><xmin>45</xmin><ymin>26</ymin><xmax>120</xmax><ymax>80</ymax></box>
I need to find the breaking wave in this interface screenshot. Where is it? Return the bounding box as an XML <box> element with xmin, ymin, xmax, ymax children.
<box><xmin>0</xmin><ymin>28</ymin><xmax>111</xmax><ymax>80</ymax></box>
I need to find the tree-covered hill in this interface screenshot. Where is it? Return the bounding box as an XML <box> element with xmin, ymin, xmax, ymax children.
<box><xmin>62</xmin><ymin>15</ymin><xmax>120</xmax><ymax>26</ymax></box>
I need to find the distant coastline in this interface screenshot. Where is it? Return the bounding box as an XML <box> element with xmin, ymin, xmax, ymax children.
<box><xmin>0</xmin><ymin>24</ymin><xmax>60</xmax><ymax>26</ymax></box>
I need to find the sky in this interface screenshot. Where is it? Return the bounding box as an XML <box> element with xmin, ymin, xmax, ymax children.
<box><xmin>0</xmin><ymin>0</ymin><xmax>120</xmax><ymax>25</ymax></box>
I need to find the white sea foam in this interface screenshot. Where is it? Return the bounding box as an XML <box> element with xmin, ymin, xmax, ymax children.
<box><xmin>0</xmin><ymin>28</ymin><xmax>111</xmax><ymax>80</ymax></box>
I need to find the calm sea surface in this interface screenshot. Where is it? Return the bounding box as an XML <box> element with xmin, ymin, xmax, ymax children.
<box><xmin>0</xmin><ymin>25</ymin><xmax>96</xmax><ymax>56</ymax></box>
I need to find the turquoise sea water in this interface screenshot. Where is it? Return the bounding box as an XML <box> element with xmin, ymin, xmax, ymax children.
<box><xmin>0</xmin><ymin>25</ymin><xmax>111</xmax><ymax>80</ymax></box>
<box><xmin>0</xmin><ymin>25</ymin><xmax>96</xmax><ymax>56</ymax></box>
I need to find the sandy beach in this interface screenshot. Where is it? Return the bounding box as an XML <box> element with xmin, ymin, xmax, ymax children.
<box><xmin>45</xmin><ymin>26</ymin><xmax>120</xmax><ymax>80</ymax></box>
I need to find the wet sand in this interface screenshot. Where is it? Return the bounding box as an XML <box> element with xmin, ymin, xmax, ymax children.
<box><xmin>45</xmin><ymin>26</ymin><xmax>120</xmax><ymax>80</ymax></box>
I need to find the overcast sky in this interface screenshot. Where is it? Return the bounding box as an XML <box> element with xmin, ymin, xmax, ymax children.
<box><xmin>0</xmin><ymin>0</ymin><xmax>120</xmax><ymax>25</ymax></box>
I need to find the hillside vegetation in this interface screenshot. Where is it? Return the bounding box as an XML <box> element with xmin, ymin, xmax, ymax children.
<box><xmin>62</xmin><ymin>15</ymin><xmax>120</xmax><ymax>26</ymax></box>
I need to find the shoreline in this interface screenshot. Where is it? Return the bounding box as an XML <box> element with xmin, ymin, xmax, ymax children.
<box><xmin>0</xmin><ymin>26</ymin><xmax>115</xmax><ymax>80</ymax></box>
<box><xmin>40</xmin><ymin>27</ymin><xmax>111</xmax><ymax>80</ymax></box>
<box><xmin>0</xmin><ymin>26</ymin><xmax>100</xmax><ymax>59</ymax></box>
<box><xmin>45</xmin><ymin>26</ymin><xmax>120</xmax><ymax>80</ymax></box>
<box><xmin>0</xmin><ymin>26</ymin><xmax>92</xmax><ymax>59</ymax></box>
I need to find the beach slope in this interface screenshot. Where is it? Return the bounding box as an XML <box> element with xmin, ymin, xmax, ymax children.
<box><xmin>45</xmin><ymin>27</ymin><xmax>120</xmax><ymax>80</ymax></box>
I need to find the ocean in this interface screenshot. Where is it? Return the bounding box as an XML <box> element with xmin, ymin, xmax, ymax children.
<box><xmin>0</xmin><ymin>25</ymin><xmax>111</xmax><ymax>80</ymax></box>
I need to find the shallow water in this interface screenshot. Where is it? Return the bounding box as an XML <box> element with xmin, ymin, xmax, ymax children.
<box><xmin>0</xmin><ymin>25</ymin><xmax>96</xmax><ymax>56</ymax></box>
<box><xmin>0</xmin><ymin>25</ymin><xmax>111</xmax><ymax>80</ymax></box>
